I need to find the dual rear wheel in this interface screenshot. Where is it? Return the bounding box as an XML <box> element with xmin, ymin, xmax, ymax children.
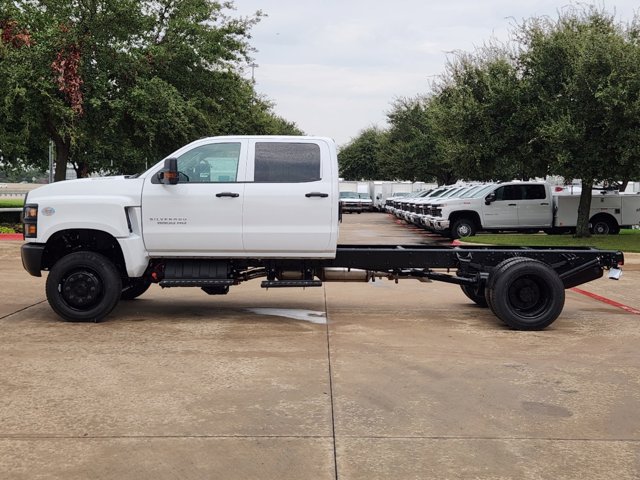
<box><xmin>460</xmin><ymin>258</ymin><xmax>565</xmax><ymax>330</ymax></box>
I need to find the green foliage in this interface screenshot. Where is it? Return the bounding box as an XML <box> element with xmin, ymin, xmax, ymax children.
<box><xmin>384</xmin><ymin>97</ymin><xmax>451</xmax><ymax>184</ymax></box>
<box><xmin>516</xmin><ymin>7</ymin><xmax>640</xmax><ymax>235</ymax></box>
<box><xmin>338</xmin><ymin>127</ymin><xmax>385</xmax><ymax>180</ymax></box>
<box><xmin>0</xmin><ymin>0</ymin><xmax>302</xmax><ymax>179</ymax></box>
<box><xmin>0</xmin><ymin>198</ymin><xmax>25</xmax><ymax>207</ymax></box>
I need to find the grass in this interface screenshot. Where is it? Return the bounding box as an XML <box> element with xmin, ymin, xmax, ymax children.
<box><xmin>0</xmin><ymin>198</ymin><xmax>24</xmax><ymax>208</ymax></box>
<box><xmin>463</xmin><ymin>229</ymin><xmax>640</xmax><ymax>253</ymax></box>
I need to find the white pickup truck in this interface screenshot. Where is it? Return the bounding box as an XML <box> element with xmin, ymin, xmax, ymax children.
<box><xmin>426</xmin><ymin>181</ymin><xmax>640</xmax><ymax>239</ymax></box>
<box><xmin>21</xmin><ymin>136</ymin><xmax>623</xmax><ymax>330</ymax></box>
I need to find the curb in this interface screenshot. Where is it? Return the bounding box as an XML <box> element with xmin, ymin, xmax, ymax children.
<box><xmin>0</xmin><ymin>234</ymin><xmax>23</xmax><ymax>241</ymax></box>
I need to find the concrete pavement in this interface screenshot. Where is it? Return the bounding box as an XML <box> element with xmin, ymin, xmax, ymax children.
<box><xmin>1</xmin><ymin>213</ymin><xmax>639</xmax><ymax>479</ymax></box>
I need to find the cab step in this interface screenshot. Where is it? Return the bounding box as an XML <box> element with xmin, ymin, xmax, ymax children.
<box><xmin>260</xmin><ymin>280</ymin><xmax>323</xmax><ymax>288</ymax></box>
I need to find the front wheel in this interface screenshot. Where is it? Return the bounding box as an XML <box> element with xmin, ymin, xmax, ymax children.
<box><xmin>121</xmin><ymin>277</ymin><xmax>152</xmax><ymax>300</ymax></box>
<box><xmin>450</xmin><ymin>218</ymin><xmax>476</xmax><ymax>239</ymax></box>
<box><xmin>46</xmin><ymin>251</ymin><xmax>122</xmax><ymax>322</ymax></box>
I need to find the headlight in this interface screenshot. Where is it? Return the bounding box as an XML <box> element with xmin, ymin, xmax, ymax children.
<box><xmin>23</xmin><ymin>203</ymin><xmax>38</xmax><ymax>238</ymax></box>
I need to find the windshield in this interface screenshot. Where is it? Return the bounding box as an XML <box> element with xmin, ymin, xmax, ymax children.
<box><xmin>459</xmin><ymin>185</ymin><xmax>486</xmax><ymax>198</ymax></box>
<box><xmin>358</xmin><ymin>193</ymin><xmax>371</xmax><ymax>200</ymax></box>
<box><xmin>470</xmin><ymin>184</ymin><xmax>496</xmax><ymax>198</ymax></box>
<box><xmin>340</xmin><ymin>192</ymin><xmax>359</xmax><ymax>199</ymax></box>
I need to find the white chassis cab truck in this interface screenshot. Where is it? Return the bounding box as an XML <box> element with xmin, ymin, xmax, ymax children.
<box><xmin>21</xmin><ymin>136</ymin><xmax>624</xmax><ymax>330</ymax></box>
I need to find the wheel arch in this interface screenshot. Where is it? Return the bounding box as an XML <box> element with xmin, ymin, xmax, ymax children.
<box><xmin>42</xmin><ymin>229</ymin><xmax>127</xmax><ymax>277</ymax></box>
<box><xmin>589</xmin><ymin>213</ymin><xmax>619</xmax><ymax>234</ymax></box>
<box><xmin>449</xmin><ymin>210</ymin><xmax>481</xmax><ymax>228</ymax></box>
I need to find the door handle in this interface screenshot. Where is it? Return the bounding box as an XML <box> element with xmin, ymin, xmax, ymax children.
<box><xmin>305</xmin><ymin>192</ymin><xmax>329</xmax><ymax>198</ymax></box>
<box><xmin>540</xmin><ymin>202</ymin><xmax>549</xmax><ymax>206</ymax></box>
<box><xmin>216</xmin><ymin>192</ymin><xmax>240</xmax><ymax>198</ymax></box>
<box><xmin>508</xmin><ymin>203</ymin><xmax>517</xmax><ymax>206</ymax></box>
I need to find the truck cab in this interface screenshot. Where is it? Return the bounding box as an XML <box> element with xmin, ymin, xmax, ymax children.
<box><xmin>431</xmin><ymin>182</ymin><xmax>553</xmax><ymax>238</ymax></box>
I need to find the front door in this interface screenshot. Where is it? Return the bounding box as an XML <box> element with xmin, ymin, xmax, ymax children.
<box><xmin>482</xmin><ymin>185</ymin><xmax>520</xmax><ymax>228</ymax></box>
<box><xmin>142</xmin><ymin>140</ymin><xmax>247</xmax><ymax>255</ymax></box>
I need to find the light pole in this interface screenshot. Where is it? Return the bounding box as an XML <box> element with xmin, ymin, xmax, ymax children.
<box><xmin>249</xmin><ymin>62</ymin><xmax>258</xmax><ymax>83</ymax></box>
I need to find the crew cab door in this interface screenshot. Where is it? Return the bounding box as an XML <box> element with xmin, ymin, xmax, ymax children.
<box><xmin>141</xmin><ymin>139</ymin><xmax>248</xmax><ymax>255</ymax></box>
<box><xmin>517</xmin><ymin>184</ymin><xmax>552</xmax><ymax>227</ymax></box>
<box><xmin>242</xmin><ymin>139</ymin><xmax>337</xmax><ymax>256</ymax></box>
<box><xmin>482</xmin><ymin>185</ymin><xmax>520</xmax><ymax>228</ymax></box>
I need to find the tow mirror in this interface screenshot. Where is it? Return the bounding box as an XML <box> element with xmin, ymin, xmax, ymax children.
<box><xmin>485</xmin><ymin>192</ymin><xmax>496</xmax><ymax>205</ymax></box>
<box><xmin>157</xmin><ymin>158</ymin><xmax>179</xmax><ymax>185</ymax></box>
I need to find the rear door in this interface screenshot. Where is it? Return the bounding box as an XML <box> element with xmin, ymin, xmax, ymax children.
<box><xmin>242</xmin><ymin>139</ymin><xmax>336</xmax><ymax>256</ymax></box>
<box><xmin>517</xmin><ymin>184</ymin><xmax>552</xmax><ymax>227</ymax></box>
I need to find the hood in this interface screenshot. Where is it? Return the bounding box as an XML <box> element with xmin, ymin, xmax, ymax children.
<box><xmin>27</xmin><ymin>176</ymin><xmax>144</xmax><ymax>206</ymax></box>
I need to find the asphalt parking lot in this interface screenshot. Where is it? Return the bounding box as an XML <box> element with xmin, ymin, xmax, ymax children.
<box><xmin>1</xmin><ymin>213</ymin><xmax>639</xmax><ymax>479</ymax></box>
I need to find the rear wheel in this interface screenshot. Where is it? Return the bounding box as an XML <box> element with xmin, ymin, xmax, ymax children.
<box><xmin>46</xmin><ymin>251</ymin><xmax>122</xmax><ymax>322</ymax></box>
<box><xmin>487</xmin><ymin>259</ymin><xmax>565</xmax><ymax>330</ymax></box>
<box><xmin>460</xmin><ymin>284</ymin><xmax>488</xmax><ymax>307</ymax></box>
<box><xmin>590</xmin><ymin>216</ymin><xmax>618</xmax><ymax>235</ymax></box>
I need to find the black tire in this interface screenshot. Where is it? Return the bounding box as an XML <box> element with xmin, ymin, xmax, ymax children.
<box><xmin>488</xmin><ymin>259</ymin><xmax>565</xmax><ymax>330</ymax></box>
<box><xmin>450</xmin><ymin>218</ymin><xmax>476</xmax><ymax>239</ymax></box>
<box><xmin>460</xmin><ymin>284</ymin><xmax>488</xmax><ymax>307</ymax></box>
<box><xmin>484</xmin><ymin>257</ymin><xmax>532</xmax><ymax>313</ymax></box>
<box><xmin>121</xmin><ymin>277</ymin><xmax>152</xmax><ymax>300</ymax></box>
<box><xmin>46</xmin><ymin>251</ymin><xmax>122</xmax><ymax>322</ymax></box>
<box><xmin>590</xmin><ymin>216</ymin><xmax>617</xmax><ymax>235</ymax></box>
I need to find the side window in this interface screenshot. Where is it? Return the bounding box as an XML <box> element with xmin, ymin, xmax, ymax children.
<box><xmin>523</xmin><ymin>185</ymin><xmax>546</xmax><ymax>200</ymax></box>
<box><xmin>254</xmin><ymin>142</ymin><xmax>321</xmax><ymax>183</ymax></box>
<box><xmin>177</xmin><ymin>143</ymin><xmax>241</xmax><ymax>183</ymax></box>
<box><xmin>495</xmin><ymin>185</ymin><xmax>523</xmax><ymax>201</ymax></box>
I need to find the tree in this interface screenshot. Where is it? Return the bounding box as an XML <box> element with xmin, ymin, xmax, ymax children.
<box><xmin>517</xmin><ymin>7</ymin><xmax>640</xmax><ymax>236</ymax></box>
<box><xmin>430</xmin><ymin>47</ymin><xmax>549</xmax><ymax>183</ymax></box>
<box><xmin>383</xmin><ymin>97</ymin><xmax>452</xmax><ymax>184</ymax></box>
<box><xmin>338</xmin><ymin>127</ymin><xmax>385</xmax><ymax>180</ymax></box>
<box><xmin>0</xmin><ymin>0</ymin><xmax>300</xmax><ymax>180</ymax></box>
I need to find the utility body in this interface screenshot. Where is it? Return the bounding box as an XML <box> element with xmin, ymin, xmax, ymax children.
<box><xmin>21</xmin><ymin>136</ymin><xmax>623</xmax><ymax>330</ymax></box>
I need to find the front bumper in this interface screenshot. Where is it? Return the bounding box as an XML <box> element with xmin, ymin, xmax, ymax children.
<box><xmin>433</xmin><ymin>219</ymin><xmax>450</xmax><ymax>231</ymax></box>
<box><xmin>21</xmin><ymin>243</ymin><xmax>45</xmax><ymax>277</ymax></box>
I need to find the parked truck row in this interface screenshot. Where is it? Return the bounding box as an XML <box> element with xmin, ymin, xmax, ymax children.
<box><xmin>387</xmin><ymin>181</ymin><xmax>640</xmax><ymax>239</ymax></box>
<box><xmin>21</xmin><ymin>136</ymin><xmax>623</xmax><ymax>330</ymax></box>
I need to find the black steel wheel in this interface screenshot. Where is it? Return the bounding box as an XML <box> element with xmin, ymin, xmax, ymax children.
<box><xmin>488</xmin><ymin>259</ymin><xmax>565</xmax><ymax>330</ymax></box>
<box><xmin>121</xmin><ymin>277</ymin><xmax>152</xmax><ymax>300</ymax></box>
<box><xmin>450</xmin><ymin>218</ymin><xmax>476</xmax><ymax>239</ymax></box>
<box><xmin>46</xmin><ymin>251</ymin><xmax>122</xmax><ymax>322</ymax></box>
<box><xmin>460</xmin><ymin>284</ymin><xmax>488</xmax><ymax>307</ymax></box>
<box><xmin>484</xmin><ymin>257</ymin><xmax>532</xmax><ymax>313</ymax></box>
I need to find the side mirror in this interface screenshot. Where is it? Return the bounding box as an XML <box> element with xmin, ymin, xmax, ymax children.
<box><xmin>485</xmin><ymin>192</ymin><xmax>496</xmax><ymax>205</ymax></box>
<box><xmin>157</xmin><ymin>158</ymin><xmax>179</xmax><ymax>185</ymax></box>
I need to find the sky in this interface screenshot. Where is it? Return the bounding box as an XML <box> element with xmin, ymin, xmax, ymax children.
<box><xmin>234</xmin><ymin>1</ymin><xmax>638</xmax><ymax>146</ymax></box>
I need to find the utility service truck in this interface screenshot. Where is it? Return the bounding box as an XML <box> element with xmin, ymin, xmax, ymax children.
<box><xmin>21</xmin><ymin>136</ymin><xmax>623</xmax><ymax>330</ymax></box>
<box><xmin>424</xmin><ymin>181</ymin><xmax>640</xmax><ymax>239</ymax></box>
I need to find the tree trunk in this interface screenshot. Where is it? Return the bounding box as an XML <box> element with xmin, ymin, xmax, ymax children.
<box><xmin>54</xmin><ymin>138</ymin><xmax>70</xmax><ymax>182</ymax></box>
<box><xmin>575</xmin><ymin>179</ymin><xmax>593</xmax><ymax>238</ymax></box>
<box><xmin>620</xmin><ymin>180</ymin><xmax>629</xmax><ymax>192</ymax></box>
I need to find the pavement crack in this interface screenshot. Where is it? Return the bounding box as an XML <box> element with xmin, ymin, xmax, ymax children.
<box><xmin>323</xmin><ymin>285</ymin><xmax>339</xmax><ymax>480</ymax></box>
<box><xmin>0</xmin><ymin>299</ymin><xmax>47</xmax><ymax>320</ymax></box>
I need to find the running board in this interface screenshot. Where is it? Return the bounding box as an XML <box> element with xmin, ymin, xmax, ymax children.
<box><xmin>261</xmin><ymin>280</ymin><xmax>323</xmax><ymax>288</ymax></box>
